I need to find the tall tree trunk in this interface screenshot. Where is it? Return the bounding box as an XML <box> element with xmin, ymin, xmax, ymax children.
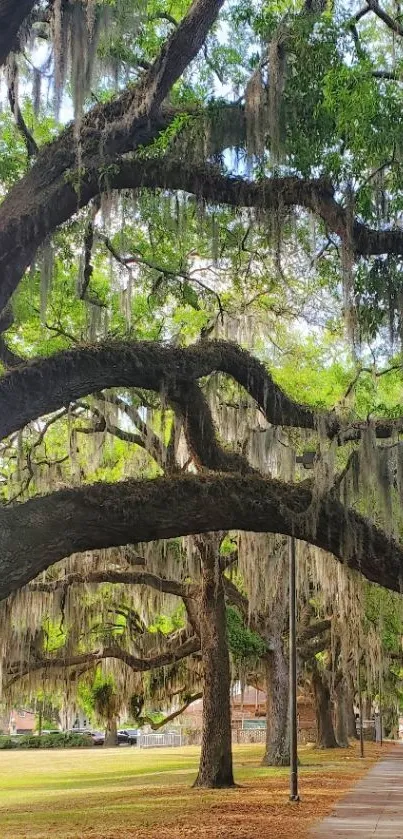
<box><xmin>262</xmin><ymin>643</ymin><xmax>290</xmax><ymax>766</ymax></box>
<box><xmin>104</xmin><ymin>718</ymin><xmax>118</xmax><ymax>747</ymax></box>
<box><xmin>335</xmin><ymin>677</ymin><xmax>350</xmax><ymax>748</ymax></box>
<box><xmin>193</xmin><ymin>536</ymin><xmax>234</xmax><ymax>789</ymax></box>
<box><xmin>312</xmin><ymin>664</ymin><xmax>338</xmax><ymax>749</ymax></box>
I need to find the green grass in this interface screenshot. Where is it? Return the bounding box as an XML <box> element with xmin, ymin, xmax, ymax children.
<box><xmin>0</xmin><ymin>742</ymin><xmax>381</xmax><ymax>838</ymax></box>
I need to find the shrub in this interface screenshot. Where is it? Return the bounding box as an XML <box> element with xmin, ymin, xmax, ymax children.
<box><xmin>0</xmin><ymin>732</ymin><xmax>93</xmax><ymax>749</ymax></box>
<box><xmin>0</xmin><ymin>737</ymin><xmax>17</xmax><ymax>749</ymax></box>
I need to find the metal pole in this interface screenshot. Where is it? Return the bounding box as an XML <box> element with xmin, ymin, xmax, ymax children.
<box><xmin>379</xmin><ymin>674</ymin><xmax>383</xmax><ymax>747</ymax></box>
<box><xmin>289</xmin><ymin>535</ymin><xmax>299</xmax><ymax>802</ymax></box>
<box><xmin>358</xmin><ymin>665</ymin><xmax>364</xmax><ymax>759</ymax></box>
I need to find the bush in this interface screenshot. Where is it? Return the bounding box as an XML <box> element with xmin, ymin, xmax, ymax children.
<box><xmin>0</xmin><ymin>737</ymin><xmax>17</xmax><ymax>749</ymax></box>
<box><xmin>0</xmin><ymin>732</ymin><xmax>93</xmax><ymax>749</ymax></box>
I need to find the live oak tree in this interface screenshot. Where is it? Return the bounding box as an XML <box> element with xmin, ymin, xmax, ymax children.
<box><xmin>4</xmin><ymin>0</ymin><xmax>403</xmax><ymax>788</ymax></box>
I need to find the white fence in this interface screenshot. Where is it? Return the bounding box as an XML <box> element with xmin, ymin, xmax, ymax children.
<box><xmin>138</xmin><ymin>732</ymin><xmax>182</xmax><ymax>748</ymax></box>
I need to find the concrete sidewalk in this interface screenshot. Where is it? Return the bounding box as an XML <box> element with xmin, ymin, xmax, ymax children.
<box><xmin>311</xmin><ymin>744</ymin><xmax>403</xmax><ymax>837</ymax></box>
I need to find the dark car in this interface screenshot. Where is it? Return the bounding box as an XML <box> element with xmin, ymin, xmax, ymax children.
<box><xmin>117</xmin><ymin>728</ymin><xmax>138</xmax><ymax>746</ymax></box>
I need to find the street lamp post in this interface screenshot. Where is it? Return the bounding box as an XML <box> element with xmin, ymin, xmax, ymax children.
<box><xmin>289</xmin><ymin>535</ymin><xmax>299</xmax><ymax>802</ymax></box>
<box><xmin>358</xmin><ymin>665</ymin><xmax>364</xmax><ymax>759</ymax></box>
<box><xmin>379</xmin><ymin>673</ymin><xmax>383</xmax><ymax>747</ymax></box>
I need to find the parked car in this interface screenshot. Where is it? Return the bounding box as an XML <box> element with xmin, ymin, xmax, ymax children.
<box><xmin>117</xmin><ymin>728</ymin><xmax>138</xmax><ymax>746</ymax></box>
<box><xmin>90</xmin><ymin>730</ymin><xmax>105</xmax><ymax>746</ymax></box>
<box><xmin>68</xmin><ymin>728</ymin><xmax>103</xmax><ymax>745</ymax></box>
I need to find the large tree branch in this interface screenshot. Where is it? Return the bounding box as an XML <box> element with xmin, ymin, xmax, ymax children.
<box><xmin>0</xmin><ymin>339</ymin><xmax>320</xmax><ymax>441</ymax></box>
<box><xmin>5</xmin><ymin>125</ymin><xmax>403</xmax><ymax>321</ymax></box>
<box><xmin>3</xmin><ymin>130</ymin><xmax>403</xmax><ymax>313</ymax></box>
<box><xmin>0</xmin><ymin>0</ymin><xmax>36</xmax><ymax>66</ymax></box>
<box><xmin>2</xmin><ymin>473</ymin><xmax>403</xmax><ymax>601</ymax></box>
<box><xmin>29</xmin><ymin>569</ymin><xmax>196</xmax><ymax>600</ymax></box>
<box><xmin>7</xmin><ymin>634</ymin><xmax>201</xmax><ymax>687</ymax></box>
<box><xmin>0</xmin><ymin>0</ymin><xmax>225</xmax><ymax>311</ymax></box>
<box><xmin>366</xmin><ymin>0</ymin><xmax>403</xmax><ymax>36</ymax></box>
<box><xmin>3</xmin><ymin>337</ymin><xmax>402</xmax><ymax>459</ymax></box>
<box><xmin>2</xmin><ymin>338</ymin><xmax>402</xmax><ymax>462</ymax></box>
<box><xmin>103</xmin><ymin>158</ymin><xmax>403</xmax><ymax>258</ymax></box>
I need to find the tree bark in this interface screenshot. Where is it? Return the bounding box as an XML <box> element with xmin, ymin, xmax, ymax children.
<box><xmin>262</xmin><ymin>645</ymin><xmax>290</xmax><ymax>766</ymax></box>
<box><xmin>1</xmin><ymin>473</ymin><xmax>403</xmax><ymax>603</ymax></box>
<box><xmin>193</xmin><ymin>536</ymin><xmax>234</xmax><ymax>788</ymax></box>
<box><xmin>312</xmin><ymin>665</ymin><xmax>338</xmax><ymax>749</ymax></box>
<box><xmin>335</xmin><ymin>677</ymin><xmax>350</xmax><ymax>748</ymax></box>
<box><xmin>0</xmin><ymin>0</ymin><xmax>36</xmax><ymax>66</ymax></box>
<box><xmin>0</xmin><ymin>339</ymin><xmax>317</xmax><ymax>443</ymax></box>
<box><xmin>104</xmin><ymin>719</ymin><xmax>118</xmax><ymax>747</ymax></box>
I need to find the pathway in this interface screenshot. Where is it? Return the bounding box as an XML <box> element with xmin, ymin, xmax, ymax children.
<box><xmin>311</xmin><ymin>744</ymin><xmax>403</xmax><ymax>837</ymax></box>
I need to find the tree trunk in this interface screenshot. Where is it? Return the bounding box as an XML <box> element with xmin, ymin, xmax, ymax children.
<box><xmin>312</xmin><ymin>665</ymin><xmax>338</xmax><ymax>749</ymax></box>
<box><xmin>37</xmin><ymin>703</ymin><xmax>43</xmax><ymax>737</ymax></box>
<box><xmin>262</xmin><ymin>643</ymin><xmax>290</xmax><ymax>766</ymax></box>
<box><xmin>335</xmin><ymin>678</ymin><xmax>350</xmax><ymax>748</ymax></box>
<box><xmin>193</xmin><ymin>536</ymin><xmax>234</xmax><ymax>789</ymax></box>
<box><xmin>104</xmin><ymin>719</ymin><xmax>118</xmax><ymax>747</ymax></box>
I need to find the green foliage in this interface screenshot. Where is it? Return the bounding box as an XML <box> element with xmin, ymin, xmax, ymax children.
<box><xmin>91</xmin><ymin>675</ymin><xmax>118</xmax><ymax>724</ymax></box>
<box><xmin>226</xmin><ymin>607</ymin><xmax>267</xmax><ymax>668</ymax></box>
<box><xmin>364</xmin><ymin>585</ymin><xmax>403</xmax><ymax>654</ymax></box>
<box><xmin>0</xmin><ymin>732</ymin><xmax>93</xmax><ymax>749</ymax></box>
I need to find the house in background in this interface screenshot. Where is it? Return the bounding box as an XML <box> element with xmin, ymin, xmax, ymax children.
<box><xmin>181</xmin><ymin>684</ymin><xmax>317</xmax><ymax>743</ymax></box>
<box><xmin>0</xmin><ymin>709</ymin><xmax>36</xmax><ymax>735</ymax></box>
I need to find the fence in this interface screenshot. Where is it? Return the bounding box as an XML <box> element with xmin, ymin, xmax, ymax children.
<box><xmin>233</xmin><ymin>728</ymin><xmax>266</xmax><ymax>744</ymax></box>
<box><xmin>138</xmin><ymin>732</ymin><xmax>182</xmax><ymax>748</ymax></box>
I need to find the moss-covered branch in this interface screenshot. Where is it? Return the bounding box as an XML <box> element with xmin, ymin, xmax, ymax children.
<box><xmin>0</xmin><ymin>339</ymin><xmax>319</xmax><ymax>441</ymax></box>
<box><xmin>6</xmin><ymin>634</ymin><xmax>201</xmax><ymax>688</ymax></box>
<box><xmin>29</xmin><ymin>570</ymin><xmax>196</xmax><ymax>600</ymax></box>
<box><xmin>2</xmin><ymin>473</ymin><xmax>403</xmax><ymax>600</ymax></box>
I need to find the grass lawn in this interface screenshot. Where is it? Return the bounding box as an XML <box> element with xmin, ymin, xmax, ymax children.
<box><xmin>0</xmin><ymin>741</ymin><xmax>385</xmax><ymax>839</ymax></box>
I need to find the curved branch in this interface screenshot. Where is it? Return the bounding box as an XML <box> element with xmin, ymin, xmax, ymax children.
<box><xmin>0</xmin><ymin>0</ymin><xmax>36</xmax><ymax>66</ymax></box>
<box><xmin>106</xmin><ymin>159</ymin><xmax>403</xmax><ymax>258</ymax></box>
<box><xmin>4</xmin><ymin>124</ymin><xmax>403</xmax><ymax>316</ymax></box>
<box><xmin>29</xmin><ymin>569</ymin><xmax>196</xmax><ymax>600</ymax></box>
<box><xmin>0</xmin><ymin>339</ymin><xmax>320</xmax><ymax>441</ymax></box>
<box><xmin>366</xmin><ymin>0</ymin><xmax>403</xmax><ymax>36</ymax></box>
<box><xmin>0</xmin><ymin>0</ymin><xmax>225</xmax><ymax>311</ymax></box>
<box><xmin>1</xmin><ymin>473</ymin><xmax>403</xmax><ymax>601</ymax></box>
<box><xmin>145</xmin><ymin>692</ymin><xmax>203</xmax><ymax>730</ymax></box>
<box><xmin>4</xmin><ymin>338</ymin><xmax>400</xmax><ymax>447</ymax></box>
<box><xmin>170</xmin><ymin>380</ymin><xmax>254</xmax><ymax>473</ymax></box>
<box><xmin>7</xmin><ymin>635</ymin><xmax>201</xmax><ymax>687</ymax></box>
